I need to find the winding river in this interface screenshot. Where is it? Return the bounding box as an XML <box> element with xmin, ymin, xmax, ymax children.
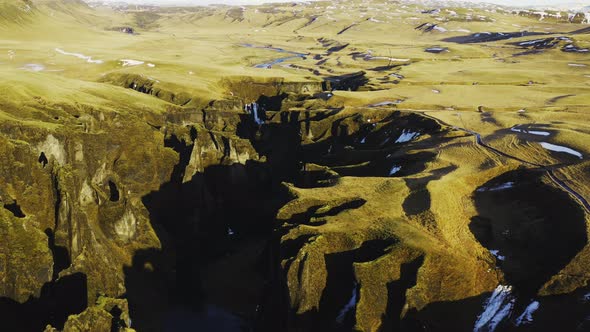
<box><xmin>241</xmin><ymin>43</ymin><xmax>308</xmax><ymax>69</ymax></box>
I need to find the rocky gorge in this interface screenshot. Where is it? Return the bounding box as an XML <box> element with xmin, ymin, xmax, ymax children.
<box><xmin>2</xmin><ymin>0</ymin><xmax>590</xmax><ymax>331</ymax></box>
<box><xmin>1</xmin><ymin>75</ymin><xmax>588</xmax><ymax>331</ymax></box>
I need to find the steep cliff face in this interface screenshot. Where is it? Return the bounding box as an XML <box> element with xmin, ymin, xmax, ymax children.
<box><xmin>3</xmin><ymin>0</ymin><xmax>590</xmax><ymax>330</ymax></box>
<box><xmin>0</xmin><ymin>94</ymin><xmax>181</xmax><ymax>330</ymax></box>
<box><xmin>100</xmin><ymin>74</ymin><xmax>201</xmax><ymax>108</ymax></box>
<box><xmin>2</xmin><ymin>82</ymin><xmax>589</xmax><ymax>331</ymax></box>
<box><xmin>0</xmin><ymin>83</ymin><xmax>270</xmax><ymax>329</ymax></box>
<box><xmin>261</xmin><ymin>109</ymin><xmax>500</xmax><ymax>332</ymax></box>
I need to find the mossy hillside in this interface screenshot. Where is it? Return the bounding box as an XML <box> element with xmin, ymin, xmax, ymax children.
<box><xmin>278</xmin><ymin>175</ymin><xmax>501</xmax><ymax>331</ymax></box>
<box><xmin>0</xmin><ymin>0</ymin><xmax>588</xmax><ymax>330</ymax></box>
<box><xmin>45</xmin><ymin>295</ymin><xmax>135</xmax><ymax>332</ymax></box>
<box><xmin>0</xmin><ymin>67</ymin><xmax>182</xmax><ymax>305</ymax></box>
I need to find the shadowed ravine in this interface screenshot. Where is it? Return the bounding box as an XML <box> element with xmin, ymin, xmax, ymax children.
<box><xmin>0</xmin><ymin>273</ymin><xmax>88</xmax><ymax>331</ymax></box>
<box><xmin>4</xmin><ymin>1</ymin><xmax>590</xmax><ymax>332</ymax></box>
<box><xmin>126</xmin><ymin>138</ymin><xmax>294</xmax><ymax>331</ymax></box>
<box><xmin>471</xmin><ymin>170</ymin><xmax>587</xmax><ymax>295</ymax></box>
<box><xmin>120</xmin><ymin>106</ymin><xmax>457</xmax><ymax>331</ymax></box>
<box><xmin>1</xmin><ymin>93</ymin><xmax>588</xmax><ymax>332</ymax></box>
<box><xmin>117</xmin><ymin>102</ymin><xmax>590</xmax><ymax>332</ymax></box>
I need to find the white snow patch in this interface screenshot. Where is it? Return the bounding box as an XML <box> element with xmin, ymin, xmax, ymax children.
<box><xmin>569</xmin><ymin>63</ymin><xmax>587</xmax><ymax>67</ymax></box>
<box><xmin>433</xmin><ymin>25</ymin><xmax>448</xmax><ymax>32</ymax></box>
<box><xmin>370</xmin><ymin>100</ymin><xmax>402</xmax><ymax>107</ymax></box>
<box><xmin>336</xmin><ymin>282</ymin><xmax>358</xmax><ymax>323</ymax></box>
<box><xmin>120</xmin><ymin>59</ymin><xmax>145</xmax><ymax>67</ymax></box>
<box><xmin>477</xmin><ymin>182</ymin><xmax>515</xmax><ymax>192</ymax></box>
<box><xmin>474</xmin><ymin>285</ymin><xmax>515</xmax><ymax>332</ymax></box>
<box><xmin>533</xmin><ymin>11</ymin><xmax>547</xmax><ymax>21</ymax></box>
<box><xmin>55</xmin><ymin>48</ymin><xmax>103</xmax><ymax>64</ymax></box>
<box><xmin>384</xmin><ymin>58</ymin><xmax>410</xmax><ymax>62</ymax></box>
<box><xmin>489</xmin><ymin>250</ymin><xmax>506</xmax><ymax>261</ymax></box>
<box><xmin>368</xmin><ymin>56</ymin><xmax>410</xmax><ymax>62</ymax></box>
<box><xmin>518</xmin><ymin>39</ymin><xmax>546</xmax><ymax>46</ymax></box>
<box><xmin>147</xmin><ymin>63</ymin><xmax>156</xmax><ymax>68</ymax></box>
<box><xmin>389</xmin><ymin>165</ymin><xmax>401</xmax><ymax>176</ymax></box>
<box><xmin>515</xmin><ymin>301</ymin><xmax>540</xmax><ymax>326</ymax></box>
<box><xmin>20</xmin><ymin>63</ymin><xmax>45</xmax><ymax>72</ymax></box>
<box><xmin>395</xmin><ymin>130</ymin><xmax>420</xmax><ymax>143</ymax></box>
<box><xmin>510</xmin><ymin>127</ymin><xmax>550</xmax><ymax>136</ymax></box>
<box><xmin>540</xmin><ymin>142</ymin><xmax>583</xmax><ymax>159</ymax></box>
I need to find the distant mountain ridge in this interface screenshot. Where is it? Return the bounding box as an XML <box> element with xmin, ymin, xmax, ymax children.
<box><xmin>394</xmin><ymin>0</ymin><xmax>590</xmax><ymax>24</ymax></box>
<box><xmin>0</xmin><ymin>0</ymin><xmax>108</xmax><ymax>30</ymax></box>
<box><xmin>526</xmin><ymin>2</ymin><xmax>590</xmax><ymax>11</ymax></box>
<box><xmin>80</xmin><ymin>0</ymin><xmax>590</xmax><ymax>12</ymax></box>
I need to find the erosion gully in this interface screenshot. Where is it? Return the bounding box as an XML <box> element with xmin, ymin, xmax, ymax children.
<box><xmin>418</xmin><ymin>111</ymin><xmax>590</xmax><ymax>332</ymax></box>
<box><xmin>419</xmin><ymin>112</ymin><xmax>590</xmax><ymax>214</ymax></box>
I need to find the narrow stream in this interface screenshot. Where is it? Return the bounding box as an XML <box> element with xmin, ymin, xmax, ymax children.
<box><xmin>241</xmin><ymin>43</ymin><xmax>307</xmax><ymax>69</ymax></box>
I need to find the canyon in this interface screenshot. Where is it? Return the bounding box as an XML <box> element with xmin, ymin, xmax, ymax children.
<box><xmin>1</xmin><ymin>0</ymin><xmax>590</xmax><ymax>331</ymax></box>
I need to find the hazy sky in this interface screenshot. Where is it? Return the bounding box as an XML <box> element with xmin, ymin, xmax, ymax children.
<box><xmin>98</xmin><ymin>0</ymin><xmax>590</xmax><ymax>6</ymax></box>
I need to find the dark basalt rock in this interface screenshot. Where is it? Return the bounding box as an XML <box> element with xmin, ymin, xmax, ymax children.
<box><xmin>108</xmin><ymin>26</ymin><xmax>135</xmax><ymax>34</ymax></box>
<box><xmin>322</xmin><ymin>71</ymin><xmax>369</xmax><ymax>91</ymax></box>
<box><xmin>421</xmin><ymin>9</ymin><xmax>440</xmax><ymax>15</ymax></box>
<box><xmin>415</xmin><ymin>22</ymin><xmax>440</xmax><ymax>33</ymax></box>
<box><xmin>508</xmin><ymin>36</ymin><xmax>589</xmax><ymax>55</ymax></box>
<box><xmin>327</xmin><ymin>43</ymin><xmax>349</xmax><ymax>54</ymax></box>
<box><xmin>513</xmin><ymin>49</ymin><xmax>545</xmax><ymax>57</ymax></box>
<box><xmin>425</xmin><ymin>47</ymin><xmax>448</xmax><ymax>54</ymax></box>
<box><xmin>562</xmin><ymin>44</ymin><xmax>590</xmax><ymax>53</ymax></box>
<box><xmin>510</xmin><ymin>37</ymin><xmax>561</xmax><ymax>49</ymax></box>
<box><xmin>337</xmin><ymin>23</ymin><xmax>357</xmax><ymax>35</ymax></box>
<box><xmin>443</xmin><ymin>31</ymin><xmax>546</xmax><ymax>44</ymax></box>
